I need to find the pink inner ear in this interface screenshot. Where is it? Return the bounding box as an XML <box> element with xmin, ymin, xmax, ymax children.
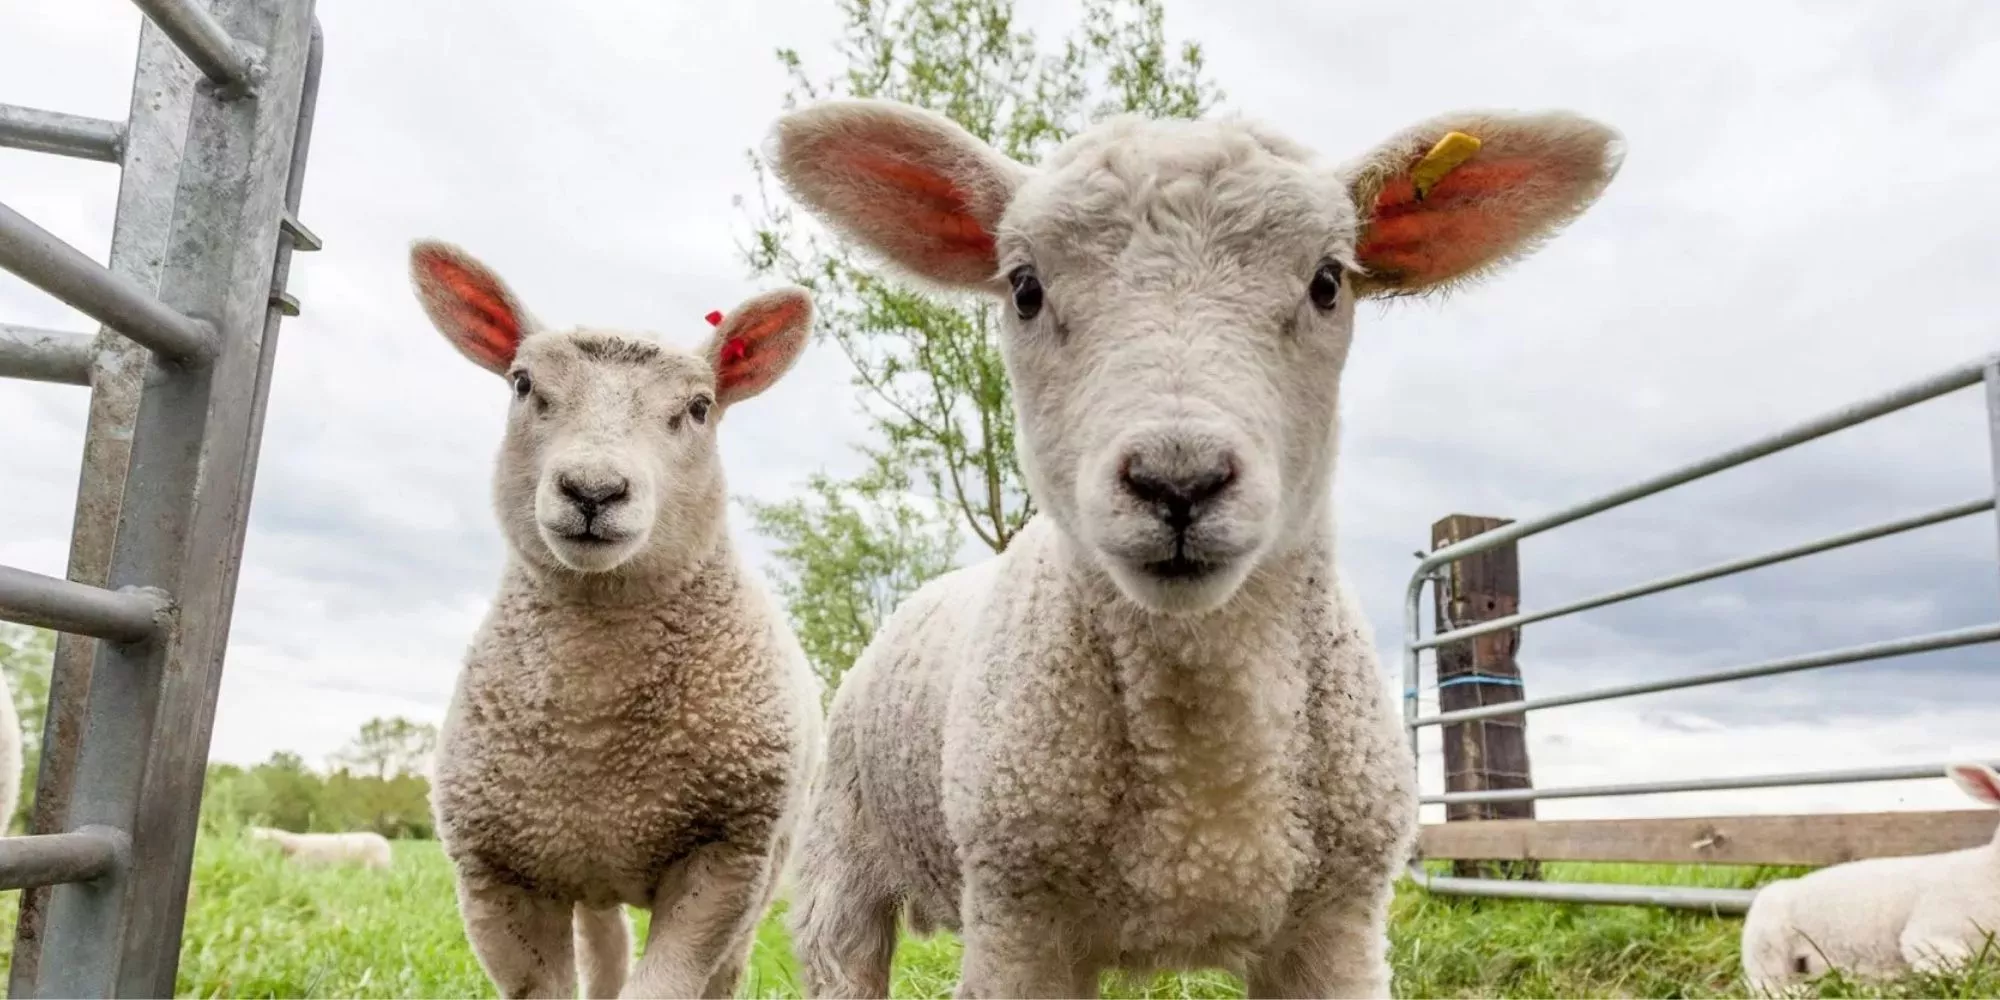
<box><xmin>1358</xmin><ymin>159</ymin><xmax>1547</xmax><ymax>284</ymax></box>
<box><xmin>1954</xmin><ymin>765</ymin><xmax>2000</xmax><ymax>805</ymax></box>
<box><xmin>716</xmin><ymin>299</ymin><xmax>805</xmax><ymax>398</ymax></box>
<box><xmin>842</xmin><ymin>148</ymin><xmax>996</xmax><ymax>259</ymax></box>
<box><xmin>415</xmin><ymin>250</ymin><xmax>522</xmax><ymax>369</ymax></box>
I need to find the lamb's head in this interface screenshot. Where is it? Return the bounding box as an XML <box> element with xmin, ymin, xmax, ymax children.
<box><xmin>771</xmin><ymin>101</ymin><xmax>1620</xmax><ymax>613</ymax></box>
<box><xmin>410</xmin><ymin>241</ymin><xmax>812</xmax><ymax>576</ymax></box>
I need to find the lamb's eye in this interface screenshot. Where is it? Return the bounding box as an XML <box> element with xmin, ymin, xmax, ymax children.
<box><xmin>1009</xmin><ymin>265</ymin><xmax>1043</xmax><ymax>321</ymax></box>
<box><xmin>687</xmin><ymin>395</ymin><xmax>712</xmax><ymax>425</ymax></box>
<box><xmin>511</xmin><ymin>372</ymin><xmax>533</xmax><ymax>398</ymax></box>
<box><xmin>1308</xmin><ymin>261</ymin><xmax>1343</xmax><ymax>311</ymax></box>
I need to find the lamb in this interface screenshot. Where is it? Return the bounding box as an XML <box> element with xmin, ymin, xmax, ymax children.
<box><xmin>1</xmin><ymin>668</ymin><xmax>18</xmax><ymax>832</ymax></box>
<box><xmin>409</xmin><ymin>241</ymin><xmax>823</xmax><ymax>1000</ymax></box>
<box><xmin>767</xmin><ymin>99</ymin><xmax>1623</xmax><ymax>998</ymax></box>
<box><xmin>245</xmin><ymin>826</ymin><xmax>395</xmax><ymax>870</ymax></box>
<box><xmin>1741</xmin><ymin>763</ymin><xmax>2000</xmax><ymax>994</ymax></box>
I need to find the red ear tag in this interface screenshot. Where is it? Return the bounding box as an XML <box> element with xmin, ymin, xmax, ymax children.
<box><xmin>705</xmin><ymin>310</ymin><xmax>724</xmax><ymax>327</ymax></box>
<box><xmin>720</xmin><ymin>338</ymin><xmax>749</xmax><ymax>365</ymax></box>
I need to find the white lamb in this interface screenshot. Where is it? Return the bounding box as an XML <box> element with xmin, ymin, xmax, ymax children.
<box><xmin>409</xmin><ymin>241</ymin><xmax>823</xmax><ymax>999</ymax></box>
<box><xmin>768</xmin><ymin>100</ymin><xmax>1623</xmax><ymax>997</ymax></box>
<box><xmin>2</xmin><ymin>669</ymin><xmax>19</xmax><ymax>832</ymax></box>
<box><xmin>246</xmin><ymin>826</ymin><xmax>394</xmax><ymax>870</ymax></box>
<box><xmin>1741</xmin><ymin>763</ymin><xmax>2000</xmax><ymax>994</ymax></box>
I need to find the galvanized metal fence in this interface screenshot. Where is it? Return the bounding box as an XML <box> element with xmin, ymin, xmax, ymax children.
<box><xmin>1401</xmin><ymin>353</ymin><xmax>2000</xmax><ymax>914</ymax></box>
<box><xmin>0</xmin><ymin>1</ymin><xmax>322</xmax><ymax>994</ymax></box>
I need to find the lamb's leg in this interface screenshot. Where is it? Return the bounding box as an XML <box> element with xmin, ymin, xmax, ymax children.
<box><xmin>625</xmin><ymin>844</ymin><xmax>771</xmax><ymax>999</ymax></box>
<box><xmin>574</xmin><ymin>904</ymin><xmax>632</xmax><ymax>998</ymax></box>
<box><xmin>790</xmin><ymin>819</ymin><xmax>898</xmax><ymax>998</ymax></box>
<box><xmin>955</xmin><ymin>884</ymin><xmax>1088</xmax><ymax>999</ymax></box>
<box><xmin>1245</xmin><ymin>889</ymin><xmax>1394</xmax><ymax>999</ymax></box>
<box><xmin>457</xmin><ymin>877</ymin><xmax>577</xmax><ymax>999</ymax></box>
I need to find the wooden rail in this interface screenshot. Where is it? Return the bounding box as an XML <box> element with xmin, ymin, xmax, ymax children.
<box><xmin>1420</xmin><ymin>810</ymin><xmax>1998</xmax><ymax>867</ymax></box>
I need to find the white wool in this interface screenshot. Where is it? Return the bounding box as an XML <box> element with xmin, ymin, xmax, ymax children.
<box><xmin>1</xmin><ymin>671</ymin><xmax>19</xmax><ymax>831</ymax></box>
<box><xmin>409</xmin><ymin>241</ymin><xmax>823</xmax><ymax>1000</ymax></box>
<box><xmin>768</xmin><ymin>98</ymin><xmax>1622</xmax><ymax>998</ymax></box>
<box><xmin>1741</xmin><ymin>763</ymin><xmax>2000</xmax><ymax>993</ymax></box>
<box><xmin>246</xmin><ymin>827</ymin><xmax>394</xmax><ymax>870</ymax></box>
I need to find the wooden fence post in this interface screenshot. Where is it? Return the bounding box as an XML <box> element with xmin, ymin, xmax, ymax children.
<box><xmin>1431</xmin><ymin>514</ymin><xmax>1539</xmax><ymax>880</ymax></box>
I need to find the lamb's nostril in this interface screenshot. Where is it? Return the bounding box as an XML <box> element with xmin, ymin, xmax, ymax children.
<box><xmin>1119</xmin><ymin>454</ymin><xmax>1237</xmax><ymax>531</ymax></box>
<box><xmin>559</xmin><ymin>475</ymin><xmax>630</xmax><ymax>514</ymax></box>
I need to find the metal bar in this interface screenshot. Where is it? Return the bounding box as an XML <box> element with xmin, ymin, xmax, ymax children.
<box><xmin>1406</xmin><ymin>865</ymin><xmax>1755</xmax><ymax>913</ymax></box>
<box><xmin>0</xmin><ymin>828</ymin><xmax>126</xmax><ymax>891</ymax></box>
<box><xmin>0</xmin><ymin>200</ymin><xmax>216</xmax><ymax>362</ymax></box>
<box><xmin>129</xmin><ymin>0</ymin><xmax>257</xmax><ymax>88</ymax></box>
<box><xmin>1414</xmin><ymin>620</ymin><xmax>2000</xmax><ymax>729</ymax></box>
<box><xmin>1410</xmin><ymin>357</ymin><xmax>1990</xmax><ymax>581</ymax></box>
<box><xmin>0</xmin><ymin>565</ymin><xmax>163</xmax><ymax>644</ymax></box>
<box><xmin>0</xmin><ymin>324</ymin><xmax>95</xmax><ymax>385</ymax></box>
<box><xmin>1417</xmin><ymin>498</ymin><xmax>1995</xmax><ymax>651</ymax></box>
<box><xmin>8</xmin><ymin>22</ymin><xmax>202</xmax><ymax>995</ymax></box>
<box><xmin>38</xmin><ymin>0</ymin><xmax>316</xmax><ymax>992</ymax></box>
<box><xmin>0</xmin><ymin>105</ymin><xmax>124</xmax><ymax>163</ymax></box>
<box><xmin>1423</xmin><ymin>760</ymin><xmax>1991</xmax><ymax>806</ymax></box>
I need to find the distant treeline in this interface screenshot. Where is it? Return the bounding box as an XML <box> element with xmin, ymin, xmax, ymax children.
<box><xmin>200</xmin><ymin>751</ymin><xmax>435</xmax><ymax>840</ymax></box>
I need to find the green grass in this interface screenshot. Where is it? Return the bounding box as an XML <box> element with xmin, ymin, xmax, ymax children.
<box><xmin>3</xmin><ymin>837</ymin><xmax>1996</xmax><ymax>997</ymax></box>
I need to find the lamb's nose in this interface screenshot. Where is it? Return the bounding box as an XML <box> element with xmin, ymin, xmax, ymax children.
<box><xmin>1119</xmin><ymin>454</ymin><xmax>1236</xmax><ymax>532</ymax></box>
<box><xmin>558</xmin><ymin>474</ymin><xmax>629</xmax><ymax>517</ymax></box>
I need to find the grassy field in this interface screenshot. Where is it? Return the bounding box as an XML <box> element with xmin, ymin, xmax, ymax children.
<box><xmin>1</xmin><ymin>833</ymin><xmax>1994</xmax><ymax>998</ymax></box>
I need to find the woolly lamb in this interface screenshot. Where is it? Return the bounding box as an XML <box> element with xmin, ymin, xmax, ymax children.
<box><xmin>1741</xmin><ymin>763</ymin><xmax>2000</xmax><ymax>993</ymax></box>
<box><xmin>1</xmin><ymin>669</ymin><xmax>18</xmax><ymax>831</ymax></box>
<box><xmin>768</xmin><ymin>100</ymin><xmax>1623</xmax><ymax>997</ymax></box>
<box><xmin>410</xmin><ymin>241</ymin><xmax>823</xmax><ymax>1000</ymax></box>
<box><xmin>246</xmin><ymin>826</ymin><xmax>394</xmax><ymax>870</ymax></box>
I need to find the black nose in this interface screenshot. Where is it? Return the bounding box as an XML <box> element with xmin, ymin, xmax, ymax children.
<box><xmin>1120</xmin><ymin>456</ymin><xmax>1236</xmax><ymax>532</ymax></box>
<box><xmin>559</xmin><ymin>475</ymin><xmax>629</xmax><ymax>517</ymax></box>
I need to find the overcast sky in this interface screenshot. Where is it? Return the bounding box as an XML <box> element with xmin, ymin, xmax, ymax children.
<box><xmin>4</xmin><ymin>0</ymin><xmax>1999</xmax><ymax>825</ymax></box>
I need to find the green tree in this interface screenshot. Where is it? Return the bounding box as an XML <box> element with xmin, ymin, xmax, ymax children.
<box><xmin>330</xmin><ymin>715</ymin><xmax>438</xmax><ymax>780</ymax></box>
<box><xmin>740</xmin><ymin>0</ymin><xmax>1221</xmax><ymax>690</ymax></box>
<box><xmin>746</xmin><ymin>462</ymin><xmax>960</xmax><ymax>695</ymax></box>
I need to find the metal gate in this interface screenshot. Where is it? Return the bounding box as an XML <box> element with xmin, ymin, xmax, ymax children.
<box><xmin>0</xmin><ymin>1</ymin><xmax>322</xmax><ymax>993</ymax></box>
<box><xmin>1402</xmin><ymin>352</ymin><xmax>2000</xmax><ymax>912</ymax></box>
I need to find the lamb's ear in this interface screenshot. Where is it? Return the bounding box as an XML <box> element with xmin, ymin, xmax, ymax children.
<box><xmin>409</xmin><ymin>240</ymin><xmax>533</xmax><ymax>375</ymax></box>
<box><xmin>768</xmin><ymin>99</ymin><xmax>1027</xmax><ymax>291</ymax></box>
<box><xmin>708</xmin><ymin>287</ymin><xmax>813</xmax><ymax>408</ymax></box>
<box><xmin>1948</xmin><ymin>762</ymin><xmax>2000</xmax><ymax>808</ymax></box>
<box><xmin>1342</xmin><ymin>111</ymin><xmax>1623</xmax><ymax>298</ymax></box>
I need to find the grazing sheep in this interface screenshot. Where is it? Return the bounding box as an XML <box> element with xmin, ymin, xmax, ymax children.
<box><xmin>246</xmin><ymin>826</ymin><xmax>394</xmax><ymax>870</ymax></box>
<box><xmin>410</xmin><ymin>241</ymin><xmax>823</xmax><ymax>1000</ymax></box>
<box><xmin>768</xmin><ymin>100</ymin><xmax>1623</xmax><ymax>998</ymax></box>
<box><xmin>1741</xmin><ymin>763</ymin><xmax>2000</xmax><ymax>994</ymax></box>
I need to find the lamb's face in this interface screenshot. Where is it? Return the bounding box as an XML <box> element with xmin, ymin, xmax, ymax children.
<box><xmin>408</xmin><ymin>241</ymin><xmax>814</xmax><ymax>580</ymax></box>
<box><xmin>996</xmin><ymin>122</ymin><xmax>1360</xmax><ymax>612</ymax></box>
<box><xmin>771</xmin><ymin>99</ymin><xmax>1621</xmax><ymax>615</ymax></box>
<box><xmin>496</xmin><ymin>331</ymin><xmax>721</xmax><ymax>575</ymax></box>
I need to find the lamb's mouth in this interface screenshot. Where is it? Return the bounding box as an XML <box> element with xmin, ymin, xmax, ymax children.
<box><xmin>555</xmin><ymin>527</ymin><xmax>625</xmax><ymax>547</ymax></box>
<box><xmin>1140</xmin><ymin>553</ymin><xmax>1222</xmax><ymax>581</ymax></box>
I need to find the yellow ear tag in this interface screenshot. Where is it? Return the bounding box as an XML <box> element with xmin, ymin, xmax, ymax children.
<box><xmin>1410</xmin><ymin>131</ymin><xmax>1482</xmax><ymax>201</ymax></box>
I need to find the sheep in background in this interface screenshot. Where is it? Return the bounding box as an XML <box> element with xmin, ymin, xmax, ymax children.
<box><xmin>1742</xmin><ymin>763</ymin><xmax>2000</xmax><ymax>994</ymax></box>
<box><xmin>246</xmin><ymin>826</ymin><xmax>393</xmax><ymax>870</ymax></box>
<box><xmin>768</xmin><ymin>100</ymin><xmax>1623</xmax><ymax>998</ymax></box>
<box><xmin>411</xmin><ymin>241</ymin><xmax>822</xmax><ymax>1000</ymax></box>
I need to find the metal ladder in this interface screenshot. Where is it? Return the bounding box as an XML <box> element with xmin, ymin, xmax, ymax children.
<box><xmin>0</xmin><ymin>1</ymin><xmax>322</xmax><ymax>994</ymax></box>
